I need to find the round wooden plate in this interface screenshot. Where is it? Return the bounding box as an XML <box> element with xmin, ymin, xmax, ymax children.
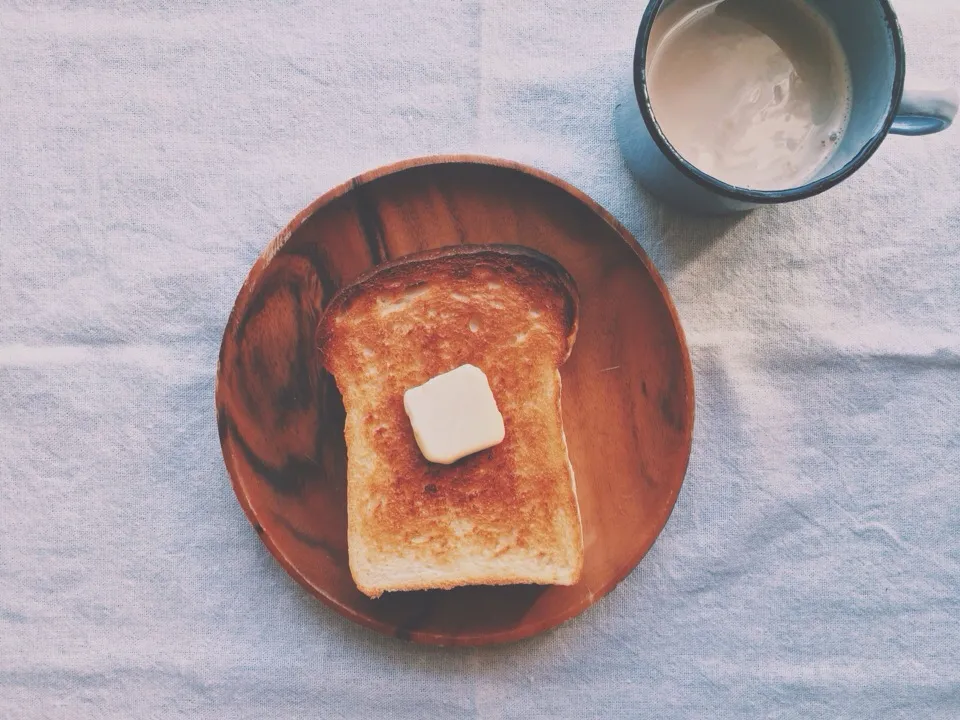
<box><xmin>215</xmin><ymin>156</ymin><xmax>694</xmax><ymax>645</ymax></box>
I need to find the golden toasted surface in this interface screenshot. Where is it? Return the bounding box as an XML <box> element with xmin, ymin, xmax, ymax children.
<box><xmin>317</xmin><ymin>245</ymin><xmax>582</xmax><ymax>597</ymax></box>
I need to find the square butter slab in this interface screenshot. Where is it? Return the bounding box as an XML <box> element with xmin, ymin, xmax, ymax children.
<box><xmin>403</xmin><ymin>364</ymin><xmax>505</xmax><ymax>464</ymax></box>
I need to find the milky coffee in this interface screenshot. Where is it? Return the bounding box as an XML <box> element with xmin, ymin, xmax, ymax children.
<box><xmin>646</xmin><ymin>0</ymin><xmax>852</xmax><ymax>191</ymax></box>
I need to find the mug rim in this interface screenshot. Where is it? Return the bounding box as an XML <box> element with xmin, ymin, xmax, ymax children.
<box><xmin>633</xmin><ymin>0</ymin><xmax>908</xmax><ymax>204</ymax></box>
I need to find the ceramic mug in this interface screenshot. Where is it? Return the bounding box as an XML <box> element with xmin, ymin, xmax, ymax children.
<box><xmin>615</xmin><ymin>0</ymin><xmax>959</xmax><ymax>214</ymax></box>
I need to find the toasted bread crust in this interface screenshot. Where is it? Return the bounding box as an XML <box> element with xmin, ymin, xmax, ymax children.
<box><xmin>317</xmin><ymin>244</ymin><xmax>583</xmax><ymax>598</ymax></box>
<box><xmin>318</xmin><ymin>244</ymin><xmax>579</xmax><ymax>363</ymax></box>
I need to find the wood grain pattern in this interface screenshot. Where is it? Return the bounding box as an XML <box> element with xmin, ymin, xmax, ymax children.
<box><xmin>215</xmin><ymin>156</ymin><xmax>694</xmax><ymax>645</ymax></box>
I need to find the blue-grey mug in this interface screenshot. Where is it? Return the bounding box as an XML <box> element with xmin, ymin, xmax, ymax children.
<box><xmin>615</xmin><ymin>0</ymin><xmax>959</xmax><ymax>215</ymax></box>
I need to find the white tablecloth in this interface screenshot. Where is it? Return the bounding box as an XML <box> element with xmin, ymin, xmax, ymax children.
<box><xmin>2</xmin><ymin>1</ymin><xmax>958</xmax><ymax>717</ymax></box>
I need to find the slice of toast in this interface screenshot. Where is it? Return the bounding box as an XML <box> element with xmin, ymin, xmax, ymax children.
<box><xmin>316</xmin><ymin>244</ymin><xmax>582</xmax><ymax>598</ymax></box>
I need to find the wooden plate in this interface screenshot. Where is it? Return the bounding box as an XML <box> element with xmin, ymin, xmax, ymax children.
<box><xmin>215</xmin><ymin>156</ymin><xmax>694</xmax><ymax>645</ymax></box>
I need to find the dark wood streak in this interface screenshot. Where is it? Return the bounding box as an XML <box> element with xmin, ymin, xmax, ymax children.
<box><xmin>274</xmin><ymin>284</ymin><xmax>315</xmax><ymax>416</ymax></box>
<box><xmin>233</xmin><ymin>277</ymin><xmax>274</xmax><ymax>349</ymax></box>
<box><xmin>234</xmin><ymin>258</ymin><xmax>320</xmax><ymax>348</ymax></box>
<box><xmin>232</xmin><ymin>354</ymin><xmax>261</xmax><ymax>429</ymax></box>
<box><xmin>659</xmin><ymin>365</ymin><xmax>687</xmax><ymax>433</ymax></box>
<box><xmin>233</xmin><ymin>277</ymin><xmax>300</xmax><ymax>369</ymax></box>
<box><xmin>272</xmin><ymin>512</ymin><xmax>347</xmax><ymax>564</ymax></box>
<box><xmin>623</xmin><ymin>376</ymin><xmax>649</xmax><ymax>484</ymax></box>
<box><xmin>216</xmin><ymin>405</ymin><xmax>229</xmax><ymax>446</ymax></box>
<box><xmin>288</xmin><ymin>247</ymin><xmax>338</xmax><ymax>304</ymax></box>
<box><xmin>231</xmin><ymin>273</ymin><xmax>319</xmax><ymax>420</ymax></box>
<box><xmin>227</xmin><ymin>416</ymin><xmax>318</xmax><ymax>496</ymax></box>
<box><xmin>248</xmin><ymin>344</ymin><xmax>271</xmax><ymax>391</ymax></box>
<box><xmin>351</xmin><ymin>179</ymin><xmax>389</xmax><ymax>263</ymax></box>
<box><xmin>660</xmin><ymin>393</ymin><xmax>680</xmax><ymax>432</ymax></box>
<box><xmin>434</xmin><ymin>181</ymin><xmax>468</xmax><ymax>245</ymax></box>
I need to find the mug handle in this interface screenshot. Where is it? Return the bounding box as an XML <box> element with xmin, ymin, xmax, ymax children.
<box><xmin>890</xmin><ymin>77</ymin><xmax>959</xmax><ymax>136</ymax></box>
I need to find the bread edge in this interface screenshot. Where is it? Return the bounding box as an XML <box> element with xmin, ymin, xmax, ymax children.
<box><xmin>356</xmin><ymin>567</ymin><xmax>581</xmax><ymax>600</ymax></box>
<box><xmin>316</xmin><ymin>244</ymin><xmax>579</xmax><ymax>366</ymax></box>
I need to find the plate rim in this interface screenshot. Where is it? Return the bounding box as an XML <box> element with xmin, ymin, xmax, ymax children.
<box><xmin>215</xmin><ymin>154</ymin><xmax>695</xmax><ymax>645</ymax></box>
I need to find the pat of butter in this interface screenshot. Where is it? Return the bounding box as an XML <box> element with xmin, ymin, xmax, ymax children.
<box><xmin>403</xmin><ymin>364</ymin><xmax>505</xmax><ymax>465</ymax></box>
